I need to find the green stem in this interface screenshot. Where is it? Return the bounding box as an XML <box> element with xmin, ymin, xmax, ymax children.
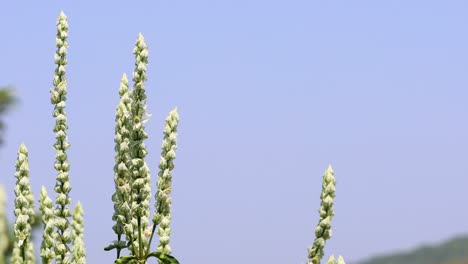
<box><xmin>21</xmin><ymin>243</ymin><xmax>26</xmax><ymax>263</ymax></box>
<box><xmin>146</xmin><ymin>224</ymin><xmax>157</xmax><ymax>256</ymax></box>
<box><xmin>116</xmin><ymin>234</ymin><xmax>121</xmax><ymax>259</ymax></box>
<box><xmin>137</xmin><ymin>217</ymin><xmax>143</xmax><ymax>259</ymax></box>
<box><xmin>128</xmin><ymin>233</ymin><xmax>136</xmax><ymax>256</ymax></box>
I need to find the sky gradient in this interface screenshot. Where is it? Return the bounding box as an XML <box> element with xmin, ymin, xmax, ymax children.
<box><xmin>1</xmin><ymin>1</ymin><xmax>468</xmax><ymax>263</ymax></box>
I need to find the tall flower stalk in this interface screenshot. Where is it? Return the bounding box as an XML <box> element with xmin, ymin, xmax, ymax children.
<box><xmin>71</xmin><ymin>202</ymin><xmax>86</xmax><ymax>263</ymax></box>
<box><xmin>110</xmin><ymin>73</ymin><xmax>133</xmax><ymax>257</ymax></box>
<box><xmin>12</xmin><ymin>144</ymin><xmax>35</xmax><ymax>264</ymax></box>
<box><xmin>129</xmin><ymin>33</ymin><xmax>151</xmax><ymax>258</ymax></box>
<box><xmin>39</xmin><ymin>187</ymin><xmax>55</xmax><ymax>263</ymax></box>
<box><xmin>50</xmin><ymin>11</ymin><xmax>73</xmax><ymax>263</ymax></box>
<box><xmin>307</xmin><ymin>165</ymin><xmax>344</xmax><ymax>264</ymax></box>
<box><xmin>151</xmin><ymin>108</ymin><xmax>179</xmax><ymax>256</ymax></box>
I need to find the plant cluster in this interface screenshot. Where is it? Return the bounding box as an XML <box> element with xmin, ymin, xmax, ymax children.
<box><xmin>0</xmin><ymin>11</ymin><xmax>345</xmax><ymax>264</ymax></box>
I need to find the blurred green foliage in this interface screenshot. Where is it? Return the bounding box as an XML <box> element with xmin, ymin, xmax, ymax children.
<box><xmin>0</xmin><ymin>86</ymin><xmax>16</xmax><ymax>263</ymax></box>
<box><xmin>0</xmin><ymin>87</ymin><xmax>15</xmax><ymax>145</ymax></box>
<box><xmin>357</xmin><ymin>235</ymin><xmax>468</xmax><ymax>264</ymax></box>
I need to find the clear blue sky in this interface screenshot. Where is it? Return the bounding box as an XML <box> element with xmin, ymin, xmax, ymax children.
<box><xmin>1</xmin><ymin>1</ymin><xmax>468</xmax><ymax>263</ymax></box>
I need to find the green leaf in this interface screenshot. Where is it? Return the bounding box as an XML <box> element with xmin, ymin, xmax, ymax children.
<box><xmin>104</xmin><ymin>240</ymin><xmax>128</xmax><ymax>251</ymax></box>
<box><xmin>147</xmin><ymin>252</ymin><xmax>180</xmax><ymax>264</ymax></box>
<box><xmin>114</xmin><ymin>255</ymin><xmax>136</xmax><ymax>264</ymax></box>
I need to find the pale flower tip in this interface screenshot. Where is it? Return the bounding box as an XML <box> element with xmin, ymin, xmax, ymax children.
<box><xmin>137</xmin><ymin>33</ymin><xmax>146</xmax><ymax>44</ymax></box>
<box><xmin>19</xmin><ymin>143</ymin><xmax>28</xmax><ymax>153</ymax></box>
<box><xmin>337</xmin><ymin>256</ymin><xmax>345</xmax><ymax>264</ymax></box>
<box><xmin>121</xmin><ymin>73</ymin><xmax>128</xmax><ymax>81</ymax></box>
<box><xmin>170</xmin><ymin>107</ymin><xmax>179</xmax><ymax>117</ymax></box>
<box><xmin>327</xmin><ymin>164</ymin><xmax>333</xmax><ymax>173</ymax></box>
<box><xmin>75</xmin><ymin>201</ymin><xmax>83</xmax><ymax>213</ymax></box>
<box><xmin>59</xmin><ymin>11</ymin><xmax>67</xmax><ymax>19</ymax></box>
<box><xmin>327</xmin><ymin>255</ymin><xmax>336</xmax><ymax>264</ymax></box>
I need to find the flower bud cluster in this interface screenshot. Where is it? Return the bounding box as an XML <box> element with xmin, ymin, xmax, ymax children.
<box><xmin>308</xmin><ymin>165</ymin><xmax>336</xmax><ymax>264</ymax></box>
<box><xmin>72</xmin><ymin>202</ymin><xmax>86</xmax><ymax>264</ymax></box>
<box><xmin>13</xmin><ymin>144</ymin><xmax>35</xmax><ymax>263</ymax></box>
<box><xmin>40</xmin><ymin>187</ymin><xmax>55</xmax><ymax>263</ymax></box>
<box><xmin>26</xmin><ymin>242</ymin><xmax>35</xmax><ymax>264</ymax></box>
<box><xmin>153</xmin><ymin>108</ymin><xmax>179</xmax><ymax>255</ymax></box>
<box><xmin>112</xmin><ymin>73</ymin><xmax>134</xmax><ymax>247</ymax></box>
<box><xmin>11</xmin><ymin>243</ymin><xmax>21</xmax><ymax>264</ymax></box>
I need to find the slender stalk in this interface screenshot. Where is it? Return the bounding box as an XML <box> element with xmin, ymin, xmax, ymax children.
<box><xmin>129</xmin><ymin>33</ymin><xmax>150</xmax><ymax>256</ymax></box>
<box><xmin>51</xmin><ymin>11</ymin><xmax>73</xmax><ymax>263</ymax></box>
<box><xmin>13</xmin><ymin>144</ymin><xmax>35</xmax><ymax>264</ymax></box>
<box><xmin>307</xmin><ymin>165</ymin><xmax>336</xmax><ymax>264</ymax></box>
<box><xmin>111</xmin><ymin>73</ymin><xmax>134</xmax><ymax>258</ymax></box>
<box><xmin>151</xmin><ymin>108</ymin><xmax>179</xmax><ymax>256</ymax></box>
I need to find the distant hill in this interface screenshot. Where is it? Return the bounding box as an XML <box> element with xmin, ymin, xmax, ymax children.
<box><xmin>356</xmin><ymin>235</ymin><xmax>468</xmax><ymax>264</ymax></box>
